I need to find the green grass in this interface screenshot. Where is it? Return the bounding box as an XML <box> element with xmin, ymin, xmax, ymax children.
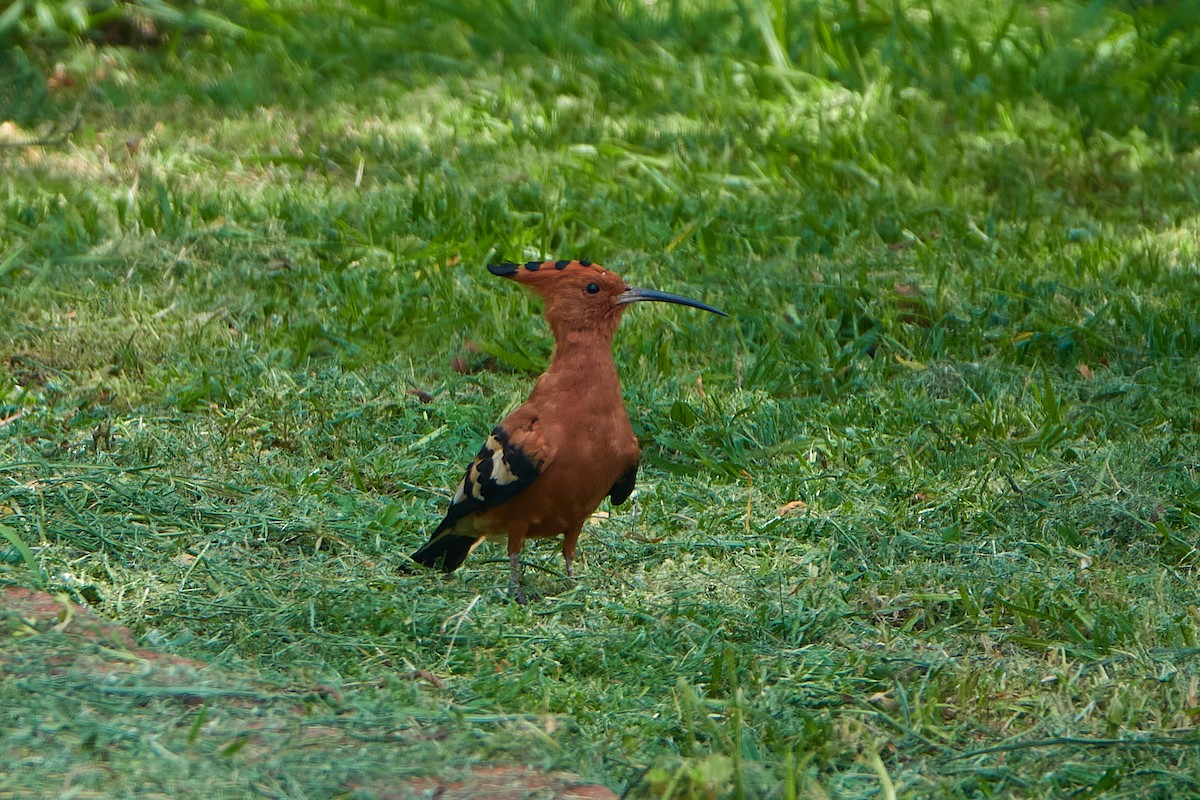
<box><xmin>2</xmin><ymin>0</ymin><xmax>1200</xmax><ymax>796</ymax></box>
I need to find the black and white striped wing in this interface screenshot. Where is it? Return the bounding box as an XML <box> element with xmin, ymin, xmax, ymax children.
<box><xmin>435</xmin><ymin>423</ymin><xmax>545</xmax><ymax>533</ymax></box>
<box><xmin>408</xmin><ymin>416</ymin><xmax>548</xmax><ymax>572</ymax></box>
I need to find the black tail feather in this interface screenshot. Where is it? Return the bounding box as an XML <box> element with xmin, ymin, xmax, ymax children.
<box><xmin>407</xmin><ymin>533</ymin><xmax>481</xmax><ymax>573</ymax></box>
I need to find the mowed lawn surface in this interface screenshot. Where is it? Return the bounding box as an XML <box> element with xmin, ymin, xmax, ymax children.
<box><xmin>2</xmin><ymin>1</ymin><xmax>1199</xmax><ymax>797</ymax></box>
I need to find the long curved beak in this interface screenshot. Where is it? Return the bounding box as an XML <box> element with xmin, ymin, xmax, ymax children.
<box><xmin>617</xmin><ymin>287</ymin><xmax>727</xmax><ymax>316</ymax></box>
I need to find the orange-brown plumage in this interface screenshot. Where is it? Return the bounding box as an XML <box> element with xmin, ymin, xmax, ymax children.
<box><xmin>408</xmin><ymin>259</ymin><xmax>725</xmax><ymax>602</ymax></box>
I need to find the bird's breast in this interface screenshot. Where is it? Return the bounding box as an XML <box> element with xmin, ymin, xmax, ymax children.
<box><xmin>488</xmin><ymin>408</ymin><xmax>637</xmax><ymax>539</ymax></box>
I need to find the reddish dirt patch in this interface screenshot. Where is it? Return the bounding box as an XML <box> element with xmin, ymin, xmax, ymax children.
<box><xmin>393</xmin><ymin>766</ymin><xmax>618</xmax><ymax>800</ymax></box>
<box><xmin>2</xmin><ymin>586</ymin><xmax>200</xmax><ymax>667</ymax></box>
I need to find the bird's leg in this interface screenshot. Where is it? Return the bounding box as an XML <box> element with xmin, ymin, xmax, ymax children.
<box><xmin>508</xmin><ymin>534</ymin><xmax>527</xmax><ymax>604</ymax></box>
<box><xmin>562</xmin><ymin>525</ymin><xmax>583</xmax><ymax>579</ymax></box>
<box><xmin>509</xmin><ymin>552</ymin><xmax>526</xmax><ymax>604</ymax></box>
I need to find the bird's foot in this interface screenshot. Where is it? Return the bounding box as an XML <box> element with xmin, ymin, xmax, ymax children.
<box><xmin>510</xmin><ymin>583</ymin><xmax>529</xmax><ymax>604</ymax></box>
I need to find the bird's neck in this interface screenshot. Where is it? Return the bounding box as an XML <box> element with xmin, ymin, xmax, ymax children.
<box><xmin>535</xmin><ymin>330</ymin><xmax>622</xmax><ymax>400</ymax></box>
<box><xmin>548</xmin><ymin>330</ymin><xmax>618</xmax><ymax>374</ymax></box>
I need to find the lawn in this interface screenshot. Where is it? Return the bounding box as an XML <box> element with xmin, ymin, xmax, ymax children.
<box><xmin>2</xmin><ymin>0</ymin><xmax>1199</xmax><ymax>797</ymax></box>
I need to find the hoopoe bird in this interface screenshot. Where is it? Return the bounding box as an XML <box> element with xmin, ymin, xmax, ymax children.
<box><xmin>408</xmin><ymin>259</ymin><xmax>726</xmax><ymax>602</ymax></box>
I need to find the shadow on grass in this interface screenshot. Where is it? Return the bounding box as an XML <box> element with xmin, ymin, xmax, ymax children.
<box><xmin>0</xmin><ymin>585</ymin><xmax>615</xmax><ymax>799</ymax></box>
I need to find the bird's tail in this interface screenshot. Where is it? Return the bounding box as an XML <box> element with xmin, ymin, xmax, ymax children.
<box><xmin>407</xmin><ymin>532</ymin><xmax>482</xmax><ymax>573</ymax></box>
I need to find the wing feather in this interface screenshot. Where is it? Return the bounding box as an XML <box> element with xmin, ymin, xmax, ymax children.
<box><xmin>409</xmin><ymin>411</ymin><xmax>550</xmax><ymax>571</ymax></box>
<box><xmin>607</xmin><ymin>461</ymin><xmax>638</xmax><ymax>506</ymax></box>
<box><xmin>436</xmin><ymin>420</ymin><xmax>545</xmax><ymax>532</ymax></box>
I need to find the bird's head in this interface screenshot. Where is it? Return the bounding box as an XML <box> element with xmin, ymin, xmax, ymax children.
<box><xmin>487</xmin><ymin>260</ymin><xmax>726</xmax><ymax>337</ymax></box>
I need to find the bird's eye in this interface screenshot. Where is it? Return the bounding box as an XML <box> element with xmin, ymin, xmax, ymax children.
<box><xmin>585</xmin><ymin>283</ymin><xmax>600</xmax><ymax>294</ymax></box>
